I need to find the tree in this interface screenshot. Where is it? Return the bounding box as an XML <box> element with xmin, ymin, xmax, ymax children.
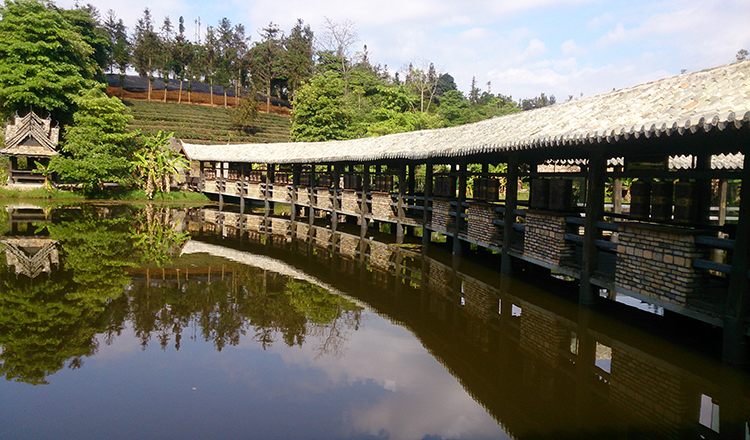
<box><xmin>131</xmin><ymin>131</ymin><xmax>189</xmax><ymax>199</ymax></box>
<box><xmin>404</xmin><ymin>60</ymin><xmax>441</xmax><ymax>113</ymax></box>
<box><xmin>132</xmin><ymin>8</ymin><xmax>161</xmax><ymax>101</ymax></box>
<box><xmin>738</xmin><ymin>49</ymin><xmax>749</xmax><ymax>61</ymax></box>
<box><xmin>248</xmin><ymin>22</ymin><xmax>285</xmax><ymax>113</ymax></box>
<box><xmin>0</xmin><ymin>0</ymin><xmax>100</xmax><ymax>123</ymax></box>
<box><xmin>50</xmin><ymin>87</ymin><xmax>137</xmax><ymax>195</ymax></box>
<box><xmin>291</xmin><ymin>72</ymin><xmax>353</xmax><ymax>141</ymax></box>
<box><xmin>60</xmin><ymin>5</ymin><xmax>110</xmax><ymax>81</ymax></box>
<box><xmin>158</xmin><ymin>16</ymin><xmax>175</xmax><ymax>102</ymax></box>
<box><xmin>284</xmin><ymin>19</ymin><xmax>314</xmax><ymax>107</ymax></box>
<box><xmin>171</xmin><ymin>17</ymin><xmax>193</xmax><ymax>103</ymax></box>
<box><xmin>103</xmin><ymin>10</ymin><xmax>130</xmax><ymax>98</ymax></box>
<box><xmin>319</xmin><ymin>17</ymin><xmax>358</xmax><ymax>95</ymax></box>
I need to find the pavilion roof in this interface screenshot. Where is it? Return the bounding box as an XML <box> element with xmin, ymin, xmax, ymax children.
<box><xmin>1</xmin><ymin>111</ymin><xmax>59</xmax><ymax>157</ymax></box>
<box><xmin>181</xmin><ymin>60</ymin><xmax>750</xmax><ymax>165</ymax></box>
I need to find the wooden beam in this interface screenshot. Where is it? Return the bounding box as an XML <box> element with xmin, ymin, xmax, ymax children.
<box><xmin>580</xmin><ymin>150</ymin><xmax>606</xmax><ymax>305</ymax></box>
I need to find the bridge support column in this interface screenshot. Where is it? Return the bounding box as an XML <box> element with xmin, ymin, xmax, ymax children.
<box><xmin>453</xmin><ymin>160</ymin><xmax>467</xmax><ymax>256</ymax></box>
<box><xmin>361</xmin><ymin>165</ymin><xmax>370</xmax><ymax>236</ymax></box>
<box><xmin>397</xmin><ymin>162</ymin><xmax>406</xmax><ymax>244</ymax></box>
<box><xmin>580</xmin><ymin>151</ymin><xmax>606</xmax><ymax>305</ymax></box>
<box><xmin>501</xmin><ymin>155</ymin><xmax>519</xmax><ymax>274</ymax></box>
<box><xmin>723</xmin><ymin>151</ymin><xmax>750</xmax><ymax>364</ymax></box>
<box><xmin>422</xmin><ymin>161</ymin><xmax>433</xmax><ymax>248</ymax></box>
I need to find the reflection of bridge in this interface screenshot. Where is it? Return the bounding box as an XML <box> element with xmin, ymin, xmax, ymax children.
<box><xmin>185</xmin><ymin>208</ymin><xmax>749</xmax><ymax>439</ymax></box>
<box><xmin>182</xmin><ymin>61</ymin><xmax>750</xmax><ymax>362</ymax></box>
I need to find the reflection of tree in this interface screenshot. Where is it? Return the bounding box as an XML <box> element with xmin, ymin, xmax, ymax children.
<box><xmin>0</xmin><ymin>206</ymin><xmax>137</xmax><ymax>384</ymax></box>
<box><xmin>127</xmin><ymin>262</ymin><xmax>363</xmax><ymax>355</ymax></box>
<box><xmin>132</xmin><ymin>204</ymin><xmax>189</xmax><ymax>267</ymax></box>
<box><xmin>0</xmin><ymin>203</ymin><xmax>363</xmax><ymax>384</ymax></box>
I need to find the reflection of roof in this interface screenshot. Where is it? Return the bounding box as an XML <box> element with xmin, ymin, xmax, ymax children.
<box><xmin>182</xmin><ymin>60</ymin><xmax>750</xmax><ymax>165</ymax></box>
<box><xmin>180</xmin><ymin>239</ymin><xmax>368</xmax><ymax>308</ymax></box>
<box><xmin>1</xmin><ymin>238</ymin><xmax>59</xmax><ymax>278</ymax></box>
<box><xmin>1</xmin><ymin>111</ymin><xmax>59</xmax><ymax>157</ymax></box>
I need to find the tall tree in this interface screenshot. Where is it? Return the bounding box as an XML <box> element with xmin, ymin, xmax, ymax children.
<box><xmin>131</xmin><ymin>8</ymin><xmax>161</xmax><ymax>101</ymax></box>
<box><xmin>171</xmin><ymin>17</ymin><xmax>193</xmax><ymax>104</ymax></box>
<box><xmin>319</xmin><ymin>17</ymin><xmax>358</xmax><ymax>95</ymax></box>
<box><xmin>159</xmin><ymin>16</ymin><xmax>174</xmax><ymax>102</ymax></box>
<box><xmin>61</xmin><ymin>4</ymin><xmax>110</xmax><ymax>82</ymax></box>
<box><xmin>284</xmin><ymin>19</ymin><xmax>314</xmax><ymax>107</ymax></box>
<box><xmin>291</xmin><ymin>72</ymin><xmax>352</xmax><ymax>141</ymax></box>
<box><xmin>248</xmin><ymin>22</ymin><xmax>284</xmax><ymax>113</ymax></box>
<box><xmin>103</xmin><ymin>10</ymin><xmax>130</xmax><ymax>98</ymax></box>
<box><xmin>0</xmin><ymin>0</ymin><xmax>100</xmax><ymax>123</ymax></box>
<box><xmin>202</xmin><ymin>26</ymin><xmax>218</xmax><ymax>106</ymax></box>
<box><xmin>404</xmin><ymin>60</ymin><xmax>441</xmax><ymax>113</ymax></box>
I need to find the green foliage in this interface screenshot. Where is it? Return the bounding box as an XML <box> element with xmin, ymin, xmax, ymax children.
<box><xmin>131</xmin><ymin>131</ymin><xmax>189</xmax><ymax>199</ymax></box>
<box><xmin>0</xmin><ymin>0</ymin><xmax>101</xmax><ymax>123</ymax></box>
<box><xmin>231</xmin><ymin>96</ymin><xmax>260</xmax><ymax>132</ymax></box>
<box><xmin>366</xmin><ymin>109</ymin><xmax>443</xmax><ymax>136</ymax></box>
<box><xmin>291</xmin><ymin>72</ymin><xmax>353</xmax><ymax>141</ymax></box>
<box><xmin>50</xmin><ymin>87</ymin><xmax>137</xmax><ymax>195</ymax></box>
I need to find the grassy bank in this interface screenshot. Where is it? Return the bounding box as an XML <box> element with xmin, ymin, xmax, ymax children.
<box><xmin>0</xmin><ymin>187</ymin><xmax>210</xmax><ymax>203</ymax></box>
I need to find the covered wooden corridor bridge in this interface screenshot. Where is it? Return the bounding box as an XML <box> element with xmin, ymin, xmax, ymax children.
<box><xmin>182</xmin><ymin>60</ymin><xmax>750</xmax><ymax>362</ymax></box>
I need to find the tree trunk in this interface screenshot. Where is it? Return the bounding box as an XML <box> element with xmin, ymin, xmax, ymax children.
<box><xmin>148</xmin><ymin>79</ymin><xmax>153</xmax><ymax>101</ymax></box>
<box><xmin>266</xmin><ymin>84</ymin><xmax>271</xmax><ymax>114</ymax></box>
<box><xmin>178</xmin><ymin>79</ymin><xmax>183</xmax><ymax>104</ymax></box>
<box><xmin>224</xmin><ymin>90</ymin><xmax>227</xmax><ymax>109</ymax></box>
<box><xmin>210</xmin><ymin>78</ymin><xmax>214</xmax><ymax>106</ymax></box>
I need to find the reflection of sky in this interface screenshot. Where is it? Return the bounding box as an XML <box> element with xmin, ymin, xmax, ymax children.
<box><xmin>0</xmin><ymin>311</ymin><xmax>509</xmax><ymax>440</ymax></box>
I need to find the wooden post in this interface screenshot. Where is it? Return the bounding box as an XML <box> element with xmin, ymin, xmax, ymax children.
<box><xmin>239</xmin><ymin>163</ymin><xmax>246</xmax><ymax>215</ymax></box>
<box><xmin>453</xmin><ymin>159</ymin><xmax>467</xmax><ymax>256</ymax></box>
<box><xmin>579</xmin><ymin>151</ymin><xmax>606</xmax><ymax>305</ymax></box>
<box><xmin>291</xmin><ymin>164</ymin><xmax>301</xmax><ymax>222</ymax></box>
<box><xmin>309</xmin><ymin>165</ymin><xmax>316</xmax><ymax>226</ymax></box>
<box><xmin>723</xmin><ymin>152</ymin><xmax>750</xmax><ymax>364</ymax></box>
<box><xmin>361</xmin><ymin>164</ymin><xmax>370</xmax><ymax>236</ymax></box>
<box><xmin>719</xmin><ymin>179</ymin><xmax>728</xmax><ymax>226</ymax></box>
<box><xmin>423</xmin><ymin>161</ymin><xmax>433</xmax><ymax>247</ymax></box>
<box><xmin>199</xmin><ymin>161</ymin><xmax>205</xmax><ymax>191</ymax></box>
<box><xmin>332</xmin><ymin>164</ymin><xmax>341</xmax><ymax>231</ymax></box>
<box><xmin>501</xmin><ymin>155</ymin><xmax>519</xmax><ymax>274</ymax></box>
<box><xmin>613</xmin><ymin>165</ymin><xmax>623</xmax><ymax>214</ymax></box>
<box><xmin>408</xmin><ymin>162</ymin><xmax>416</xmax><ymax>197</ymax></box>
<box><xmin>697</xmin><ymin>154</ymin><xmax>713</xmax><ymax>226</ymax></box>
<box><xmin>397</xmin><ymin>161</ymin><xmax>406</xmax><ymax>243</ymax></box>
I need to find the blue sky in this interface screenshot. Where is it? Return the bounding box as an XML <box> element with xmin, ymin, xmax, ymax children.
<box><xmin>61</xmin><ymin>0</ymin><xmax>750</xmax><ymax>102</ymax></box>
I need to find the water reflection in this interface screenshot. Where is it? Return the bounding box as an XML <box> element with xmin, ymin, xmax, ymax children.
<box><xmin>1</xmin><ymin>204</ymin><xmax>750</xmax><ymax>439</ymax></box>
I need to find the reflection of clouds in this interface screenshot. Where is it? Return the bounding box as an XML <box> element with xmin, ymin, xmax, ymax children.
<box><xmin>275</xmin><ymin>311</ymin><xmax>510</xmax><ymax>440</ymax></box>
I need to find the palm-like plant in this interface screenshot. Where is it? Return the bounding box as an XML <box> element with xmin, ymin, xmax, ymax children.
<box><xmin>132</xmin><ymin>131</ymin><xmax>189</xmax><ymax>199</ymax></box>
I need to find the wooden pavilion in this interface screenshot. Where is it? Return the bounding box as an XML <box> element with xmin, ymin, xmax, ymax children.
<box><xmin>1</xmin><ymin>111</ymin><xmax>59</xmax><ymax>185</ymax></box>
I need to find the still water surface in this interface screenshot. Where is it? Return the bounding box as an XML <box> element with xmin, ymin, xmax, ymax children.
<box><xmin>1</xmin><ymin>203</ymin><xmax>748</xmax><ymax>439</ymax></box>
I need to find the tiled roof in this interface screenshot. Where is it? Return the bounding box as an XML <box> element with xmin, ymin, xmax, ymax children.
<box><xmin>1</xmin><ymin>111</ymin><xmax>59</xmax><ymax>157</ymax></box>
<box><xmin>182</xmin><ymin>60</ymin><xmax>750</xmax><ymax>165</ymax></box>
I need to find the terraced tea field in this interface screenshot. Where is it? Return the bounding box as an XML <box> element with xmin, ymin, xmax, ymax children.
<box><xmin>125</xmin><ymin>100</ymin><xmax>292</xmax><ymax>144</ymax></box>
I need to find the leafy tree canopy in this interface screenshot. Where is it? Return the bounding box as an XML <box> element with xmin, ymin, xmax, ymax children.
<box><xmin>50</xmin><ymin>86</ymin><xmax>137</xmax><ymax>194</ymax></box>
<box><xmin>0</xmin><ymin>0</ymin><xmax>102</xmax><ymax>123</ymax></box>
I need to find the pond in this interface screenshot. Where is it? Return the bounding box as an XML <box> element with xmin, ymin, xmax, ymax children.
<box><xmin>0</xmin><ymin>203</ymin><xmax>748</xmax><ymax>439</ymax></box>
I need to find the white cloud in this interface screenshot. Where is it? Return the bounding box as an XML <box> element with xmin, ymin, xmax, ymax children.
<box><xmin>561</xmin><ymin>39</ymin><xmax>584</xmax><ymax>56</ymax></box>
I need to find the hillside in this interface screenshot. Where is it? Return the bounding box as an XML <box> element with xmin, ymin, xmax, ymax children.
<box><xmin>123</xmin><ymin>99</ymin><xmax>292</xmax><ymax>145</ymax></box>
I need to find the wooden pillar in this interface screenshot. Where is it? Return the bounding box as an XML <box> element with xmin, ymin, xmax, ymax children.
<box><xmin>423</xmin><ymin>161</ymin><xmax>433</xmax><ymax>247</ymax></box>
<box><xmin>723</xmin><ymin>152</ymin><xmax>750</xmax><ymax>364</ymax></box>
<box><xmin>408</xmin><ymin>162</ymin><xmax>416</xmax><ymax>197</ymax></box>
<box><xmin>697</xmin><ymin>154</ymin><xmax>713</xmax><ymax>226</ymax></box>
<box><xmin>309</xmin><ymin>165</ymin><xmax>316</xmax><ymax>226</ymax></box>
<box><xmin>613</xmin><ymin>165</ymin><xmax>623</xmax><ymax>214</ymax></box>
<box><xmin>199</xmin><ymin>161</ymin><xmax>205</xmax><ymax>191</ymax></box>
<box><xmin>239</xmin><ymin>163</ymin><xmax>246</xmax><ymax>215</ymax></box>
<box><xmin>397</xmin><ymin>161</ymin><xmax>406</xmax><ymax>243</ymax></box>
<box><xmin>361</xmin><ymin>164</ymin><xmax>370</xmax><ymax>236</ymax></box>
<box><xmin>453</xmin><ymin>159</ymin><xmax>467</xmax><ymax>255</ymax></box>
<box><xmin>579</xmin><ymin>151</ymin><xmax>606</xmax><ymax>305</ymax></box>
<box><xmin>291</xmin><ymin>164</ymin><xmax>301</xmax><ymax>222</ymax></box>
<box><xmin>501</xmin><ymin>155</ymin><xmax>519</xmax><ymax>274</ymax></box>
<box><xmin>719</xmin><ymin>179</ymin><xmax>728</xmax><ymax>226</ymax></box>
<box><xmin>332</xmin><ymin>164</ymin><xmax>341</xmax><ymax>231</ymax></box>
